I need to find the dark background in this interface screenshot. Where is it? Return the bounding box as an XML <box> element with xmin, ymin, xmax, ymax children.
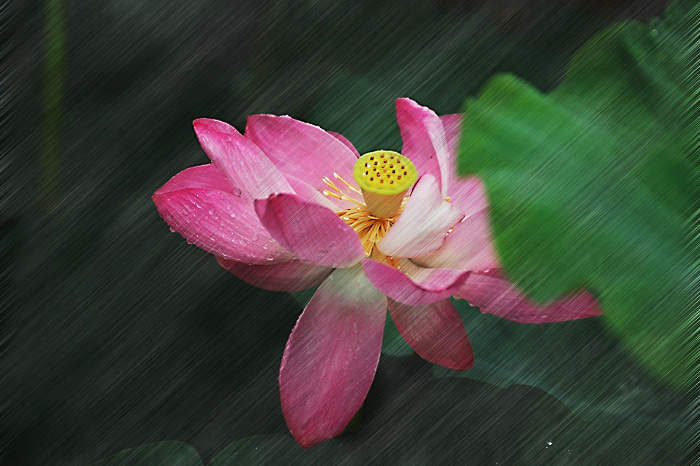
<box><xmin>3</xmin><ymin>0</ymin><xmax>690</xmax><ymax>464</ymax></box>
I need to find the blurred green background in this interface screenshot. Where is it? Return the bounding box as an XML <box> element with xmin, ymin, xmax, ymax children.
<box><xmin>3</xmin><ymin>0</ymin><xmax>696</xmax><ymax>464</ymax></box>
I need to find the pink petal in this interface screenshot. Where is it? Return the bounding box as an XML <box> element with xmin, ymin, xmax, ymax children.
<box><xmin>362</xmin><ymin>258</ymin><xmax>469</xmax><ymax>306</ymax></box>
<box><xmin>411</xmin><ymin>207</ymin><xmax>499</xmax><ymax>272</ymax></box>
<box><xmin>440</xmin><ymin>113</ymin><xmax>462</xmax><ymax>161</ymax></box>
<box><xmin>245</xmin><ymin>115</ymin><xmax>358</xmax><ymax>192</ymax></box>
<box><xmin>328</xmin><ymin>131</ymin><xmax>360</xmax><ymax>157</ymax></box>
<box><xmin>280</xmin><ymin>265</ymin><xmax>387</xmax><ymax>448</ymax></box>
<box><xmin>193</xmin><ymin>118</ymin><xmax>293</xmax><ymax>201</ymax></box>
<box><xmin>153</xmin><ymin>164</ymin><xmax>292</xmax><ymax>264</ymax></box>
<box><xmin>455</xmin><ymin>270</ymin><xmax>603</xmax><ymax>324</ymax></box>
<box><xmin>396</xmin><ymin>98</ymin><xmax>450</xmax><ymax>197</ymax></box>
<box><xmin>377</xmin><ymin>174</ymin><xmax>462</xmax><ymax>258</ymax></box>
<box><xmin>217</xmin><ymin>257</ymin><xmax>332</xmax><ymax>292</ymax></box>
<box><xmin>388</xmin><ymin>298</ymin><xmax>473</xmax><ymax>370</ymax></box>
<box><xmin>254</xmin><ymin>193</ymin><xmax>365</xmax><ymax>268</ymax></box>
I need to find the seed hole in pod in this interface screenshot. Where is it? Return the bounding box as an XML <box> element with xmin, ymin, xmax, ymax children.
<box><xmin>389</xmin><ymin>164</ymin><xmax>393</xmax><ymax>168</ymax></box>
<box><xmin>365</xmin><ymin>163</ymin><xmax>370</xmax><ymax>168</ymax></box>
<box><xmin>398</xmin><ymin>175</ymin><xmax>402</xmax><ymax>180</ymax></box>
<box><xmin>370</xmin><ymin>156</ymin><xmax>375</xmax><ymax>160</ymax></box>
<box><xmin>374</xmin><ymin>162</ymin><xmax>378</xmax><ymax>165</ymax></box>
<box><xmin>380</xmin><ymin>179</ymin><xmax>384</xmax><ymax>183</ymax></box>
<box><xmin>370</xmin><ymin>177</ymin><xmax>374</xmax><ymax>181</ymax></box>
<box><xmin>390</xmin><ymin>180</ymin><xmax>394</xmax><ymax>184</ymax></box>
<box><xmin>363</xmin><ymin>171</ymin><xmax>368</xmax><ymax>176</ymax></box>
<box><xmin>392</xmin><ymin>170</ymin><xmax>396</xmax><ymax>173</ymax></box>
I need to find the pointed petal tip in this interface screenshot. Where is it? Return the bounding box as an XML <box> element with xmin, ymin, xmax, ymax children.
<box><xmin>288</xmin><ymin>429</ymin><xmax>332</xmax><ymax>449</ymax></box>
<box><xmin>447</xmin><ymin>355</ymin><xmax>475</xmax><ymax>371</ymax></box>
<box><xmin>192</xmin><ymin>117</ymin><xmax>229</xmax><ymax>133</ymax></box>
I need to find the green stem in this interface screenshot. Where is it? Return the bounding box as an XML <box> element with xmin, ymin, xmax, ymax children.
<box><xmin>40</xmin><ymin>0</ymin><xmax>66</xmax><ymax>210</ymax></box>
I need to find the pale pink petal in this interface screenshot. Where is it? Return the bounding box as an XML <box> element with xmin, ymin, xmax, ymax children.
<box><xmin>284</xmin><ymin>175</ymin><xmax>340</xmax><ymax>211</ymax></box>
<box><xmin>280</xmin><ymin>265</ymin><xmax>387</xmax><ymax>448</ymax></box>
<box><xmin>448</xmin><ymin>176</ymin><xmax>490</xmax><ymax>219</ymax></box>
<box><xmin>216</xmin><ymin>257</ymin><xmax>332</xmax><ymax>292</ymax></box>
<box><xmin>455</xmin><ymin>270</ymin><xmax>603</xmax><ymax>324</ymax></box>
<box><xmin>362</xmin><ymin>258</ymin><xmax>469</xmax><ymax>306</ymax></box>
<box><xmin>328</xmin><ymin>131</ymin><xmax>360</xmax><ymax>157</ymax></box>
<box><xmin>254</xmin><ymin>193</ymin><xmax>364</xmax><ymax>268</ymax></box>
<box><xmin>411</xmin><ymin>208</ymin><xmax>499</xmax><ymax>272</ymax></box>
<box><xmin>396</xmin><ymin>98</ymin><xmax>450</xmax><ymax>197</ymax></box>
<box><xmin>153</xmin><ymin>165</ymin><xmax>292</xmax><ymax>264</ymax></box>
<box><xmin>388</xmin><ymin>298</ymin><xmax>473</xmax><ymax>370</ymax></box>
<box><xmin>377</xmin><ymin>174</ymin><xmax>462</xmax><ymax>258</ymax></box>
<box><xmin>439</xmin><ymin>114</ymin><xmax>492</xmax><ymax>216</ymax></box>
<box><xmin>245</xmin><ymin>115</ymin><xmax>358</xmax><ymax>191</ymax></box>
<box><xmin>193</xmin><ymin>118</ymin><xmax>293</xmax><ymax>201</ymax></box>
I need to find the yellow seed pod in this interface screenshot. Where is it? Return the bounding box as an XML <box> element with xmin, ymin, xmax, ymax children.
<box><xmin>353</xmin><ymin>151</ymin><xmax>418</xmax><ymax>218</ymax></box>
<box><xmin>353</xmin><ymin>151</ymin><xmax>418</xmax><ymax>195</ymax></box>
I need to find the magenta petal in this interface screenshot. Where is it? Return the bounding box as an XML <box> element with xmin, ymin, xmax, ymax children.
<box><xmin>193</xmin><ymin>118</ymin><xmax>293</xmax><ymax>200</ymax></box>
<box><xmin>245</xmin><ymin>115</ymin><xmax>357</xmax><ymax>191</ymax></box>
<box><xmin>396</xmin><ymin>98</ymin><xmax>450</xmax><ymax>197</ymax></box>
<box><xmin>153</xmin><ymin>164</ymin><xmax>292</xmax><ymax>264</ymax></box>
<box><xmin>388</xmin><ymin>298</ymin><xmax>474</xmax><ymax>370</ymax></box>
<box><xmin>254</xmin><ymin>193</ymin><xmax>365</xmax><ymax>267</ymax></box>
<box><xmin>217</xmin><ymin>257</ymin><xmax>332</xmax><ymax>292</ymax></box>
<box><xmin>362</xmin><ymin>259</ymin><xmax>469</xmax><ymax>306</ymax></box>
<box><xmin>280</xmin><ymin>265</ymin><xmax>387</xmax><ymax>448</ymax></box>
<box><xmin>328</xmin><ymin>131</ymin><xmax>360</xmax><ymax>157</ymax></box>
<box><xmin>377</xmin><ymin>174</ymin><xmax>462</xmax><ymax>258</ymax></box>
<box><xmin>455</xmin><ymin>270</ymin><xmax>603</xmax><ymax>324</ymax></box>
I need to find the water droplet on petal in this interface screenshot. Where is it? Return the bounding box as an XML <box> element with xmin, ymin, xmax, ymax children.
<box><xmin>233</xmin><ymin>188</ymin><xmax>242</xmax><ymax>196</ymax></box>
<box><xmin>265</xmin><ymin>253</ymin><xmax>274</xmax><ymax>261</ymax></box>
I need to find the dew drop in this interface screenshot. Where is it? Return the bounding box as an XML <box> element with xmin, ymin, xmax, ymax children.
<box><xmin>233</xmin><ymin>187</ymin><xmax>242</xmax><ymax>196</ymax></box>
<box><xmin>265</xmin><ymin>253</ymin><xmax>275</xmax><ymax>261</ymax></box>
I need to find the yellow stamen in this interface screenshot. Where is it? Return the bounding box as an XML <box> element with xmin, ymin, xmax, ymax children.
<box><xmin>322</xmin><ymin>175</ymin><xmax>364</xmax><ymax>206</ymax></box>
<box><xmin>336</xmin><ymin>198</ymin><xmax>407</xmax><ymax>258</ymax></box>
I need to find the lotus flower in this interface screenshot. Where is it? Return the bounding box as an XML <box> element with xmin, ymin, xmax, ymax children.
<box><xmin>153</xmin><ymin>98</ymin><xmax>601</xmax><ymax>448</ymax></box>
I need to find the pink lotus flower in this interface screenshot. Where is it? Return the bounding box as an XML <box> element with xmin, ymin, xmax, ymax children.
<box><xmin>153</xmin><ymin>98</ymin><xmax>601</xmax><ymax>448</ymax></box>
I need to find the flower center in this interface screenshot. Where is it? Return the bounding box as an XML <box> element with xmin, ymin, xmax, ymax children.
<box><xmin>322</xmin><ymin>151</ymin><xmax>417</xmax><ymax>262</ymax></box>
